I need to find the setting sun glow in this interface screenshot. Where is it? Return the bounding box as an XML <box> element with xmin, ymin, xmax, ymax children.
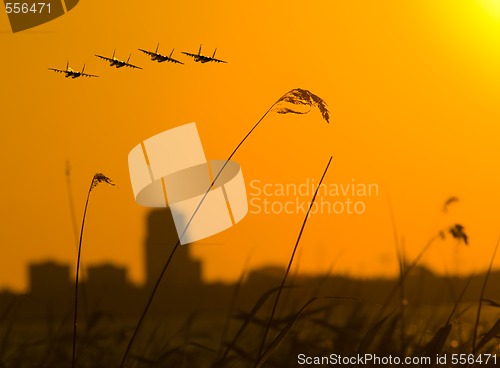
<box><xmin>480</xmin><ymin>0</ymin><xmax>500</xmax><ymax>19</ymax></box>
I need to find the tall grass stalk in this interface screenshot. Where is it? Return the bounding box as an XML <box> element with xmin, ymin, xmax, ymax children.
<box><xmin>65</xmin><ymin>161</ymin><xmax>79</xmax><ymax>249</ymax></box>
<box><xmin>256</xmin><ymin>156</ymin><xmax>333</xmax><ymax>364</ymax></box>
<box><xmin>472</xmin><ymin>237</ymin><xmax>499</xmax><ymax>353</ymax></box>
<box><xmin>376</xmin><ymin>233</ymin><xmax>441</xmax><ymax>321</ymax></box>
<box><xmin>398</xmin><ymin>236</ymin><xmax>407</xmax><ymax>355</ymax></box>
<box><xmin>446</xmin><ymin>273</ymin><xmax>474</xmax><ymax>326</ymax></box>
<box><xmin>65</xmin><ymin>162</ymin><xmax>91</xmax><ymax>332</ymax></box>
<box><xmin>217</xmin><ymin>286</ymin><xmax>295</xmax><ymax>366</ymax></box>
<box><xmin>217</xmin><ymin>254</ymin><xmax>251</xmax><ymax>359</ymax></box>
<box><xmin>120</xmin><ymin>89</ymin><xmax>330</xmax><ymax>367</ymax></box>
<box><xmin>387</xmin><ymin>195</ymin><xmax>407</xmax><ymax>353</ymax></box>
<box><xmin>72</xmin><ymin>173</ymin><xmax>114</xmax><ymax>368</ymax></box>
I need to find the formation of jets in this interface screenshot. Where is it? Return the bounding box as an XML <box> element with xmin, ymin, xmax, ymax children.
<box><xmin>49</xmin><ymin>44</ymin><xmax>227</xmax><ymax>79</ymax></box>
<box><xmin>48</xmin><ymin>62</ymin><xmax>99</xmax><ymax>78</ymax></box>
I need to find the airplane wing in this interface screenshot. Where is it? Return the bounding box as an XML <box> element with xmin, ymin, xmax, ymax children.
<box><xmin>124</xmin><ymin>62</ymin><xmax>143</xmax><ymax>70</ymax></box>
<box><xmin>48</xmin><ymin>68</ymin><xmax>65</xmax><ymax>73</ymax></box>
<box><xmin>138</xmin><ymin>48</ymin><xmax>155</xmax><ymax>57</ymax></box>
<box><xmin>211</xmin><ymin>58</ymin><xmax>227</xmax><ymax>64</ymax></box>
<box><xmin>95</xmin><ymin>54</ymin><xmax>113</xmax><ymax>62</ymax></box>
<box><xmin>167</xmin><ymin>57</ymin><xmax>184</xmax><ymax>65</ymax></box>
<box><xmin>82</xmin><ymin>72</ymin><xmax>99</xmax><ymax>78</ymax></box>
<box><xmin>182</xmin><ymin>52</ymin><xmax>198</xmax><ymax>58</ymax></box>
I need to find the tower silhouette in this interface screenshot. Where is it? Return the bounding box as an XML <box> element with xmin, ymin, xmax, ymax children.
<box><xmin>144</xmin><ymin>208</ymin><xmax>202</xmax><ymax>290</ymax></box>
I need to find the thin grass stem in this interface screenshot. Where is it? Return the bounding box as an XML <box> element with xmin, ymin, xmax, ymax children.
<box><xmin>72</xmin><ymin>173</ymin><xmax>113</xmax><ymax>368</ymax></box>
<box><xmin>256</xmin><ymin>156</ymin><xmax>333</xmax><ymax>364</ymax></box>
<box><xmin>472</xmin><ymin>237</ymin><xmax>499</xmax><ymax>353</ymax></box>
<box><xmin>376</xmin><ymin>233</ymin><xmax>441</xmax><ymax>320</ymax></box>
<box><xmin>72</xmin><ymin>182</ymin><xmax>92</xmax><ymax>368</ymax></box>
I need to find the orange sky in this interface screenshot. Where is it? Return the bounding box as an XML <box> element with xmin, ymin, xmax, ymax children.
<box><xmin>1</xmin><ymin>0</ymin><xmax>500</xmax><ymax>292</ymax></box>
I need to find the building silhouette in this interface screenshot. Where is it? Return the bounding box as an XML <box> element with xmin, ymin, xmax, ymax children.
<box><xmin>29</xmin><ymin>261</ymin><xmax>71</xmax><ymax>297</ymax></box>
<box><xmin>86</xmin><ymin>263</ymin><xmax>139</xmax><ymax>315</ymax></box>
<box><xmin>28</xmin><ymin>261</ymin><xmax>72</xmax><ymax>317</ymax></box>
<box><xmin>87</xmin><ymin>263</ymin><xmax>128</xmax><ymax>289</ymax></box>
<box><xmin>144</xmin><ymin>208</ymin><xmax>202</xmax><ymax>291</ymax></box>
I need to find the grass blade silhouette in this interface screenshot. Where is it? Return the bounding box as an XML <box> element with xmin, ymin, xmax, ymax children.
<box><xmin>482</xmin><ymin>299</ymin><xmax>500</xmax><ymax>308</ymax></box>
<box><xmin>422</xmin><ymin>324</ymin><xmax>452</xmax><ymax>364</ymax></box>
<box><xmin>66</xmin><ymin>161</ymin><xmax>91</xmax><ymax>333</ymax></box>
<box><xmin>255</xmin><ymin>298</ymin><xmax>319</xmax><ymax>368</ymax></box>
<box><xmin>474</xmin><ymin>318</ymin><xmax>500</xmax><ymax>354</ymax></box>
<box><xmin>256</xmin><ymin>156</ymin><xmax>333</xmax><ymax>363</ymax></box>
<box><xmin>217</xmin><ymin>286</ymin><xmax>295</xmax><ymax>366</ymax></box>
<box><xmin>376</xmin><ymin>227</ymin><xmax>463</xmax><ymax>320</ymax></box>
<box><xmin>472</xmin><ymin>237</ymin><xmax>499</xmax><ymax>353</ymax></box>
<box><xmin>357</xmin><ymin>314</ymin><xmax>392</xmax><ymax>355</ymax></box>
<box><xmin>120</xmin><ymin>89</ymin><xmax>330</xmax><ymax>368</ymax></box>
<box><xmin>217</xmin><ymin>254</ymin><xmax>251</xmax><ymax>359</ymax></box>
<box><xmin>72</xmin><ymin>173</ymin><xmax>114</xmax><ymax>368</ymax></box>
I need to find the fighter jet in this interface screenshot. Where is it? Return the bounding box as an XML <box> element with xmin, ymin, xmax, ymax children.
<box><xmin>138</xmin><ymin>43</ymin><xmax>183</xmax><ymax>64</ymax></box>
<box><xmin>95</xmin><ymin>50</ymin><xmax>142</xmax><ymax>69</ymax></box>
<box><xmin>182</xmin><ymin>45</ymin><xmax>227</xmax><ymax>64</ymax></box>
<box><xmin>48</xmin><ymin>62</ymin><xmax>99</xmax><ymax>78</ymax></box>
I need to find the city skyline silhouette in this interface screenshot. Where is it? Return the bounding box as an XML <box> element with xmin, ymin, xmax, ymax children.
<box><xmin>1</xmin><ymin>208</ymin><xmax>499</xmax><ymax>321</ymax></box>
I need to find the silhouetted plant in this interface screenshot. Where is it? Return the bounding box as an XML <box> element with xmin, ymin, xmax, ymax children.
<box><xmin>449</xmin><ymin>224</ymin><xmax>468</xmax><ymax>245</ymax></box>
<box><xmin>256</xmin><ymin>156</ymin><xmax>332</xmax><ymax>364</ymax></box>
<box><xmin>442</xmin><ymin>196</ymin><xmax>459</xmax><ymax>213</ymax></box>
<box><xmin>472</xmin><ymin>239</ymin><xmax>499</xmax><ymax>353</ymax></box>
<box><xmin>120</xmin><ymin>88</ymin><xmax>330</xmax><ymax>367</ymax></box>
<box><xmin>273</xmin><ymin>88</ymin><xmax>330</xmax><ymax>123</ymax></box>
<box><xmin>72</xmin><ymin>173</ymin><xmax>114</xmax><ymax>368</ymax></box>
<box><xmin>377</xmin><ymin>222</ymin><xmax>470</xmax><ymax>324</ymax></box>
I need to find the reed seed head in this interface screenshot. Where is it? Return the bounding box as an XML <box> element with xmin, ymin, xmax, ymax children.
<box><xmin>91</xmin><ymin>173</ymin><xmax>115</xmax><ymax>191</ymax></box>
<box><xmin>274</xmin><ymin>88</ymin><xmax>330</xmax><ymax>123</ymax></box>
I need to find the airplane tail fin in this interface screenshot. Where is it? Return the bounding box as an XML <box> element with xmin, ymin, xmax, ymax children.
<box><xmin>156</xmin><ymin>43</ymin><xmax>159</xmax><ymax>53</ymax></box>
<box><xmin>66</xmin><ymin>60</ymin><xmax>69</xmax><ymax>71</ymax></box>
<box><xmin>169</xmin><ymin>49</ymin><xmax>174</xmax><ymax>58</ymax></box>
<box><xmin>82</xmin><ymin>64</ymin><xmax>85</xmax><ymax>73</ymax></box>
<box><xmin>198</xmin><ymin>44</ymin><xmax>202</xmax><ymax>55</ymax></box>
<box><xmin>127</xmin><ymin>54</ymin><xmax>131</xmax><ymax>63</ymax></box>
<box><xmin>112</xmin><ymin>49</ymin><xmax>116</xmax><ymax>58</ymax></box>
<box><xmin>212</xmin><ymin>48</ymin><xmax>217</xmax><ymax>58</ymax></box>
